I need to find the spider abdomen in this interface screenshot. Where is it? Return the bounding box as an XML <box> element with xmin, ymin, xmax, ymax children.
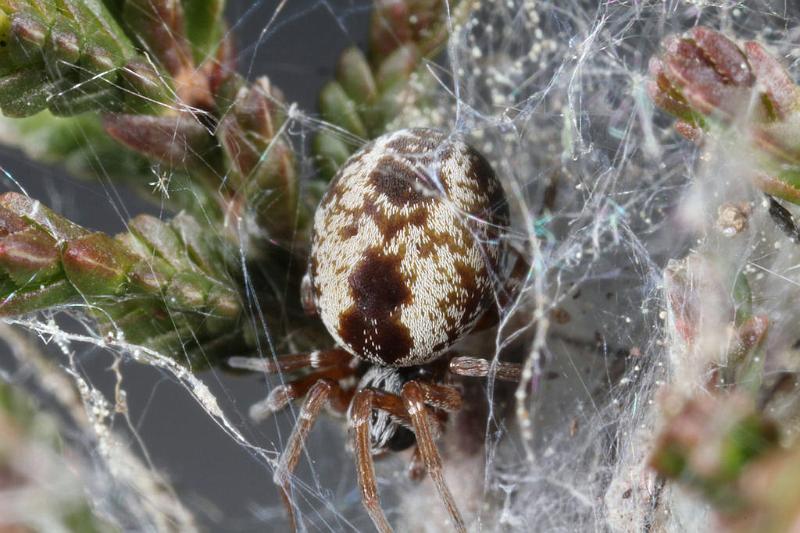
<box><xmin>310</xmin><ymin>128</ymin><xmax>509</xmax><ymax>367</ymax></box>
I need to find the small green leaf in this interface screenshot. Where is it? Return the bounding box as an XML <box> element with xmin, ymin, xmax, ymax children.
<box><xmin>337</xmin><ymin>47</ymin><xmax>377</xmax><ymax>105</ymax></box>
<box><xmin>182</xmin><ymin>0</ymin><xmax>224</xmax><ymax>62</ymax></box>
<box><xmin>319</xmin><ymin>80</ymin><xmax>367</xmax><ymax>138</ymax></box>
<box><xmin>313</xmin><ymin>129</ymin><xmax>351</xmax><ymax>180</ymax></box>
<box><xmin>376</xmin><ymin>43</ymin><xmax>418</xmax><ymax>90</ymax></box>
<box><xmin>0</xmin><ymin>227</ymin><xmax>61</xmax><ymax>285</ymax></box>
<box><xmin>0</xmin><ymin>278</ymin><xmax>76</xmax><ymax>315</ymax></box>
<box><xmin>61</xmin><ymin>232</ymin><xmax>135</xmax><ymax>295</ymax></box>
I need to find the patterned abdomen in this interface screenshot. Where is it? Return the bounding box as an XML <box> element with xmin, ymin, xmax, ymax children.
<box><xmin>309</xmin><ymin>128</ymin><xmax>510</xmax><ymax>367</ymax></box>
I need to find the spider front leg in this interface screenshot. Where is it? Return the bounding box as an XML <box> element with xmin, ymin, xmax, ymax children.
<box><xmin>403</xmin><ymin>382</ymin><xmax>461</xmax><ymax>481</ymax></box>
<box><xmin>401</xmin><ymin>381</ymin><xmax>467</xmax><ymax>533</ymax></box>
<box><xmin>352</xmin><ymin>382</ymin><xmax>467</xmax><ymax>533</ymax></box>
<box><xmin>352</xmin><ymin>389</ymin><xmax>395</xmax><ymax>533</ymax></box>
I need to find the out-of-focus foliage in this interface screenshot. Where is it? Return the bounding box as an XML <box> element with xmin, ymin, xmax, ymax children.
<box><xmin>650</xmin><ymin>27</ymin><xmax>800</xmax><ymax>533</ymax></box>
<box><xmin>313</xmin><ymin>0</ymin><xmax>470</xmax><ymax>179</ymax></box>
<box><xmin>0</xmin><ymin>379</ymin><xmax>115</xmax><ymax>532</ymax></box>
<box><xmin>0</xmin><ymin>0</ymin><xmax>312</xmax><ymax>361</ymax></box>
<box><xmin>0</xmin><ymin>191</ymin><xmax>245</xmax><ymax>368</ymax></box>
<box><xmin>650</xmin><ymin>393</ymin><xmax>779</xmax><ymax>512</ymax></box>
<box><xmin>649</xmin><ymin>26</ymin><xmax>800</xmax><ymax>204</ymax></box>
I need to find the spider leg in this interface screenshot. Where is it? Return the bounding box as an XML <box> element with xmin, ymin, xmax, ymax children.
<box><xmin>273</xmin><ymin>378</ymin><xmax>342</xmax><ymax>532</ymax></box>
<box><xmin>250</xmin><ymin>365</ymin><xmax>355</xmax><ymax>422</ymax></box>
<box><xmin>351</xmin><ymin>385</ymin><xmax>465</xmax><ymax>531</ymax></box>
<box><xmin>413</xmin><ymin>382</ymin><xmax>463</xmax><ymax>412</ymax></box>
<box><xmin>405</xmin><ymin>408</ymin><xmax>449</xmax><ymax>482</ymax></box>
<box><xmin>227</xmin><ymin>348</ymin><xmax>351</xmax><ymax>374</ymax></box>
<box><xmin>408</xmin><ymin>446</ymin><xmax>426</xmax><ymax>481</ymax></box>
<box><xmin>352</xmin><ymin>389</ymin><xmax>394</xmax><ymax>533</ymax></box>
<box><xmin>449</xmin><ymin>356</ymin><xmax>521</xmax><ymax>382</ymax></box>
<box><xmin>474</xmin><ymin>244</ymin><xmax>531</xmax><ymax>332</ymax></box>
<box><xmin>401</xmin><ymin>381</ymin><xmax>466</xmax><ymax>533</ymax></box>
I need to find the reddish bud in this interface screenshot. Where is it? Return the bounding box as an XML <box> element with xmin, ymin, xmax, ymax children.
<box><xmin>62</xmin><ymin>233</ymin><xmax>136</xmax><ymax>295</ymax></box>
<box><xmin>0</xmin><ymin>228</ymin><xmax>61</xmax><ymax>285</ymax></box>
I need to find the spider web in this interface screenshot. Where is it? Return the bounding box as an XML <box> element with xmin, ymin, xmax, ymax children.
<box><xmin>1</xmin><ymin>1</ymin><xmax>800</xmax><ymax>531</ymax></box>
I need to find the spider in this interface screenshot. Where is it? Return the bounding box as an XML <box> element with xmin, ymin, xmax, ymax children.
<box><xmin>229</xmin><ymin>128</ymin><xmax>522</xmax><ymax>532</ymax></box>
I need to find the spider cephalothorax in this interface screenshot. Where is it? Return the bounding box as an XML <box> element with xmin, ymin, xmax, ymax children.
<box><xmin>230</xmin><ymin>128</ymin><xmax>521</xmax><ymax>533</ymax></box>
<box><xmin>350</xmin><ymin>365</ymin><xmax>434</xmax><ymax>455</ymax></box>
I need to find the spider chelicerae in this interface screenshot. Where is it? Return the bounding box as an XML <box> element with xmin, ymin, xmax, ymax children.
<box><xmin>229</xmin><ymin>128</ymin><xmax>522</xmax><ymax>532</ymax></box>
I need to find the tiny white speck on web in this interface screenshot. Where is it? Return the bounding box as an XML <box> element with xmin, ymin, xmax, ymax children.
<box><xmin>0</xmin><ymin>0</ymin><xmax>799</xmax><ymax>531</ymax></box>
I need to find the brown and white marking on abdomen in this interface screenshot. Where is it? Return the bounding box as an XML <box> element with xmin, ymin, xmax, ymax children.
<box><xmin>309</xmin><ymin>128</ymin><xmax>510</xmax><ymax>367</ymax></box>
